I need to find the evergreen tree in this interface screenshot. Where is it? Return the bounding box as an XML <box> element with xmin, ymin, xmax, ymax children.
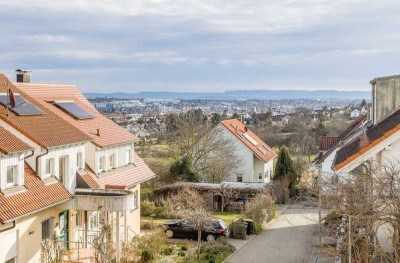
<box><xmin>274</xmin><ymin>146</ymin><xmax>295</xmax><ymax>181</ymax></box>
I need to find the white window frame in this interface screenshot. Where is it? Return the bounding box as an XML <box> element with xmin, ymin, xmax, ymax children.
<box><xmin>77</xmin><ymin>153</ymin><xmax>83</xmax><ymax>169</ymax></box>
<box><xmin>41</xmin><ymin>217</ymin><xmax>54</xmax><ymax>242</ymax></box>
<box><xmin>125</xmin><ymin>150</ymin><xmax>131</xmax><ymax>165</ymax></box>
<box><xmin>109</xmin><ymin>154</ymin><xmax>115</xmax><ymax>170</ymax></box>
<box><xmin>98</xmin><ymin>156</ymin><xmax>105</xmax><ymax>173</ymax></box>
<box><xmin>6</xmin><ymin>166</ymin><xmax>17</xmax><ymax>188</ymax></box>
<box><xmin>45</xmin><ymin>158</ymin><xmax>55</xmax><ymax>177</ymax></box>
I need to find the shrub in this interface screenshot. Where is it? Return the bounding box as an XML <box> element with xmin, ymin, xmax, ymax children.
<box><xmin>141</xmin><ymin>249</ymin><xmax>155</xmax><ymax>262</ymax></box>
<box><xmin>178</xmin><ymin>251</ymin><xmax>186</xmax><ymax>257</ymax></box>
<box><xmin>162</xmin><ymin>246</ymin><xmax>174</xmax><ymax>256</ymax></box>
<box><xmin>254</xmin><ymin>224</ymin><xmax>264</xmax><ymax>235</ymax></box>
<box><xmin>200</xmin><ymin>239</ymin><xmax>235</xmax><ymax>263</ymax></box>
<box><xmin>140</xmin><ymin>220</ymin><xmax>157</xmax><ymax>230</ymax></box>
<box><xmin>141</xmin><ymin>200</ymin><xmax>156</xmax><ymax>217</ymax></box>
<box><xmin>324</xmin><ymin>209</ymin><xmax>342</xmax><ymax>228</ymax></box>
<box><xmin>180</xmin><ymin>244</ymin><xmax>188</xmax><ymax>251</ymax></box>
<box><xmin>244</xmin><ymin>193</ymin><xmax>275</xmax><ymax>225</ymax></box>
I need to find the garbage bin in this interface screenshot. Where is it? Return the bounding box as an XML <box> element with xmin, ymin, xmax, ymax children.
<box><xmin>231</xmin><ymin>219</ymin><xmax>247</xmax><ymax>240</ymax></box>
<box><xmin>243</xmin><ymin>219</ymin><xmax>254</xmax><ymax>235</ymax></box>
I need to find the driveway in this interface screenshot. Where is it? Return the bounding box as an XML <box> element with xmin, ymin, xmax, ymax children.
<box><xmin>225</xmin><ymin>203</ymin><xmax>319</xmax><ymax>263</ymax></box>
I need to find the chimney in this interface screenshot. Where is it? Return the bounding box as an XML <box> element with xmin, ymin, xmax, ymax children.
<box><xmin>96</xmin><ymin>129</ymin><xmax>100</xmax><ymax>136</ymax></box>
<box><xmin>15</xmin><ymin>69</ymin><xmax>31</xmax><ymax>83</ymax></box>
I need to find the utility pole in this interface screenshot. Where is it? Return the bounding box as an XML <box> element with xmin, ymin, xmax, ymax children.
<box><xmin>317</xmin><ymin>164</ymin><xmax>322</xmax><ymax>245</ymax></box>
<box><xmin>348</xmin><ymin>216</ymin><xmax>352</xmax><ymax>263</ymax></box>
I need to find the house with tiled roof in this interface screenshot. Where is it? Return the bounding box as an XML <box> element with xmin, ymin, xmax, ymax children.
<box><xmin>0</xmin><ymin>71</ymin><xmax>155</xmax><ymax>263</ymax></box>
<box><xmin>315</xmin><ymin>74</ymin><xmax>400</xmax><ymax>180</ymax></box>
<box><xmin>216</xmin><ymin>119</ymin><xmax>276</xmax><ymax>183</ymax></box>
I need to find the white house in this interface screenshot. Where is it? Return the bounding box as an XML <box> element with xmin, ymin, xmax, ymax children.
<box><xmin>350</xmin><ymin>108</ymin><xmax>361</xmax><ymax>119</ymax></box>
<box><xmin>0</xmin><ymin>71</ymin><xmax>155</xmax><ymax>263</ymax></box>
<box><xmin>216</xmin><ymin>119</ymin><xmax>276</xmax><ymax>183</ymax></box>
<box><xmin>314</xmin><ymin>74</ymin><xmax>400</xmax><ymax>256</ymax></box>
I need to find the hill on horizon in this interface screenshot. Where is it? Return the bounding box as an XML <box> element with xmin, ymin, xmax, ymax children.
<box><xmin>84</xmin><ymin>89</ymin><xmax>370</xmax><ymax>100</ymax></box>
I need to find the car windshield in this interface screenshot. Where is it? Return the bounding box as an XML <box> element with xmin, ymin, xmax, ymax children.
<box><xmin>218</xmin><ymin>220</ymin><xmax>228</xmax><ymax>229</ymax></box>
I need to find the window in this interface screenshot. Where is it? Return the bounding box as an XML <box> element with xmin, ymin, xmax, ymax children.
<box><xmin>98</xmin><ymin>157</ymin><xmax>105</xmax><ymax>172</ymax></box>
<box><xmin>77</xmin><ymin>153</ymin><xmax>83</xmax><ymax>169</ymax></box>
<box><xmin>125</xmin><ymin>150</ymin><xmax>131</xmax><ymax>165</ymax></box>
<box><xmin>42</xmin><ymin>218</ymin><xmax>54</xmax><ymax>241</ymax></box>
<box><xmin>45</xmin><ymin>158</ymin><xmax>55</xmax><ymax>177</ymax></box>
<box><xmin>109</xmin><ymin>154</ymin><xmax>115</xmax><ymax>169</ymax></box>
<box><xmin>259</xmin><ymin>172</ymin><xmax>262</xmax><ymax>180</ymax></box>
<box><xmin>6</xmin><ymin>166</ymin><xmax>17</xmax><ymax>187</ymax></box>
<box><xmin>237</xmin><ymin>176</ymin><xmax>243</xmax><ymax>182</ymax></box>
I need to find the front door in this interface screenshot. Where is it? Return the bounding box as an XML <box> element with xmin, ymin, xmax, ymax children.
<box><xmin>59</xmin><ymin>211</ymin><xmax>69</xmax><ymax>250</ymax></box>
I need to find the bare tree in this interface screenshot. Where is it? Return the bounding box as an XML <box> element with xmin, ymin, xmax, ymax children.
<box><xmin>167</xmin><ymin>111</ymin><xmax>243</xmax><ymax>183</ymax></box>
<box><xmin>167</xmin><ymin>186</ymin><xmax>211</xmax><ymax>261</ymax></box>
<box><xmin>92</xmin><ymin>224</ymin><xmax>114</xmax><ymax>263</ymax></box>
<box><xmin>218</xmin><ymin>184</ymin><xmax>240</xmax><ymax>213</ymax></box>
<box><xmin>319</xmin><ymin>159</ymin><xmax>400</xmax><ymax>262</ymax></box>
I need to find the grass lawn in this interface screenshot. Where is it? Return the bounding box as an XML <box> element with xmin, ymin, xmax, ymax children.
<box><xmin>142</xmin><ymin>211</ymin><xmax>242</xmax><ymax>226</ymax></box>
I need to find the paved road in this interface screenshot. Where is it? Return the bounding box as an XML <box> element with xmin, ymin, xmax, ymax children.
<box><xmin>225</xmin><ymin>204</ymin><xmax>319</xmax><ymax>263</ymax></box>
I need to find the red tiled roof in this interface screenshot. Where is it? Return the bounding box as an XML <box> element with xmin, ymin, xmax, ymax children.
<box><xmin>0</xmin><ymin>163</ymin><xmax>72</xmax><ymax>223</ymax></box>
<box><xmin>0</xmin><ymin>74</ymin><xmax>92</xmax><ymax>147</ymax></box>
<box><xmin>0</xmin><ymin>126</ymin><xmax>33</xmax><ymax>154</ymax></box>
<box><xmin>319</xmin><ymin>137</ymin><xmax>340</xmax><ymax>151</ymax></box>
<box><xmin>220</xmin><ymin>119</ymin><xmax>276</xmax><ymax>163</ymax></box>
<box><xmin>15</xmin><ymin>83</ymin><xmax>138</xmax><ymax>148</ymax></box>
<box><xmin>83</xmin><ymin>153</ymin><xmax>156</xmax><ymax>189</ymax></box>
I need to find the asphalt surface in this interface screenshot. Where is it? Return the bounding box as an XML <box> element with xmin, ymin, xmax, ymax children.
<box><xmin>225</xmin><ymin>203</ymin><xmax>319</xmax><ymax>263</ymax></box>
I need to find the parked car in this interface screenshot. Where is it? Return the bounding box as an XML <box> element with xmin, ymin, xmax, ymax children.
<box><xmin>161</xmin><ymin>217</ymin><xmax>229</xmax><ymax>241</ymax></box>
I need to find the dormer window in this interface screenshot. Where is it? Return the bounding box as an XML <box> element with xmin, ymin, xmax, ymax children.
<box><xmin>6</xmin><ymin>166</ymin><xmax>17</xmax><ymax>188</ymax></box>
<box><xmin>45</xmin><ymin>158</ymin><xmax>55</xmax><ymax>177</ymax></box>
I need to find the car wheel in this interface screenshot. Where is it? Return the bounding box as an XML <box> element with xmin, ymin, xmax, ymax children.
<box><xmin>165</xmin><ymin>229</ymin><xmax>174</xmax><ymax>238</ymax></box>
<box><xmin>206</xmin><ymin>234</ymin><xmax>215</xmax><ymax>241</ymax></box>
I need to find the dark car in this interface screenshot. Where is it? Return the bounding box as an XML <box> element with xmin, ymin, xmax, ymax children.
<box><xmin>162</xmin><ymin>217</ymin><xmax>229</xmax><ymax>241</ymax></box>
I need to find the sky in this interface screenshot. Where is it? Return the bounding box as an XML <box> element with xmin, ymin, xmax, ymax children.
<box><xmin>0</xmin><ymin>0</ymin><xmax>400</xmax><ymax>93</ymax></box>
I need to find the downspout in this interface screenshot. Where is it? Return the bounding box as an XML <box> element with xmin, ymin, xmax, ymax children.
<box><xmin>36</xmin><ymin>148</ymin><xmax>49</xmax><ymax>176</ymax></box>
<box><xmin>0</xmin><ymin>220</ymin><xmax>16</xmax><ymax>233</ymax></box>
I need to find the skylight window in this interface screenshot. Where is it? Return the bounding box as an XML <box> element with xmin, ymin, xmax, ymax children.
<box><xmin>0</xmin><ymin>93</ymin><xmax>43</xmax><ymax>116</ymax></box>
<box><xmin>53</xmin><ymin>101</ymin><xmax>94</xmax><ymax>120</ymax></box>
<box><xmin>230</xmin><ymin>123</ymin><xmax>237</xmax><ymax>129</ymax></box>
<box><xmin>257</xmin><ymin>146</ymin><xmax>267</xmax><ymax>155</ymax></box>
<box><xmin>243</xmin><ymin>133</ymin><xmax>258</xmax><ymax>146</ymax></box>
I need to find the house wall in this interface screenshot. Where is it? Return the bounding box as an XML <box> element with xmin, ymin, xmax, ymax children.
<box><xmin>0</xmin><ymin>153</ymin><xmax>25</xmax><ymax>190</ymax></box>
<box><xmin>40</xmin><ymin>144</ymin><xmax>86</xmax><ymax>194</ymax></box>
<box><xmin>0</xmin><ymin>206</ymin><xmax>67</xmax><ymax>263</ymax></box>
<box><xmin>93</xmin><ymin>143</ymin><xmax>133</xmax><ymax>174</ymax></box>
<box><xmin>218</xmin><ymin>125</ymin><xmax>254</xmax><ymax>182</ymax></box>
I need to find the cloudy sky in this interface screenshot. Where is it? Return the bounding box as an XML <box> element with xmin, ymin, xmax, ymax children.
<box><xmin>0</xmin><ymin>0</ymin><xmax>399</xmax><ymax>93</ymax></box>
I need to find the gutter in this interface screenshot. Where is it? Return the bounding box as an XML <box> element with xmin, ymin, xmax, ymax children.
<box><xmin>0</xmin><ymin>220</ymin><xmax>16</xmax><ymax>233</ymax></box>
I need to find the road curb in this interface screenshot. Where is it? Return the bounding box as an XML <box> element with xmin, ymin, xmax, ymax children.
<box><xmin>223</xmin><ymin>204</ymin><xmax>290</xmax><ymax>263</ymax></box>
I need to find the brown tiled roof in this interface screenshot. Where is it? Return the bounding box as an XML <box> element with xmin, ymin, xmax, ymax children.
<box><xmin>319</xmin><ymin>137</ymin><xmax>340</xmax><ymax>151</ymax></box>
<box><xmin>220</xmin><ymin>119</ymin><xmax>276</xmax><ymax>163</ymax></box>
<box><xmin>83</xmin><ymin>153</ymin><xmax>156</xmax><ymax>189</ymax></box>
<box><xmin>0</xmin><ymin>126</ymin><xmax>33</xmax><ymax>154</ymax></box>
<box><xmin>314</xmin><ymin>115</ymin><xmax>367</xmax><ymax>165</ymax></box>
<box><xmin>0</xmin><ymin>74</ymin><xmax>92</xmax><ymax>148</ymax></box>
<box><xmin>0</xmin><ymin>163</ymin><xmax>72</xmax><ymax>223</ymax></box>
<box><xmin>15</xmin><ymin>83</ymin><xmax>138</xmax><ymax>148</ymax></box>
<box><xmin>334</xmin><ymin>109</ymin><xmax>400</xmax><ymax>170</ymax></box>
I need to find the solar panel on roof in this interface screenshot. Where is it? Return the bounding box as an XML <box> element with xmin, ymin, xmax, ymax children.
<box><xmin>54</xmin><ymin>101</ymin><xmax>94</xmax><ymax>120</ymax></box>
<box><xmin>0</xmin><ymin>94</ymin><xmax>44</xmax><ymax>116</ymax></box>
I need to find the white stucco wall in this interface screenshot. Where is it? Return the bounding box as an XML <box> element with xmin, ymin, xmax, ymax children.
<box><xmin>93</xmin><ymin>143</ymin><xmax>134</xmax><ymax>174</ymax></box>
<box><xmin>40</xmin><ymin>144</ymin><xmax>86</xmax><ymax>194</ymax></box>
<box><xmin>0</xmin><ymin>153</ymin><xmax>25</xmax><ymax>190</ymax></box>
